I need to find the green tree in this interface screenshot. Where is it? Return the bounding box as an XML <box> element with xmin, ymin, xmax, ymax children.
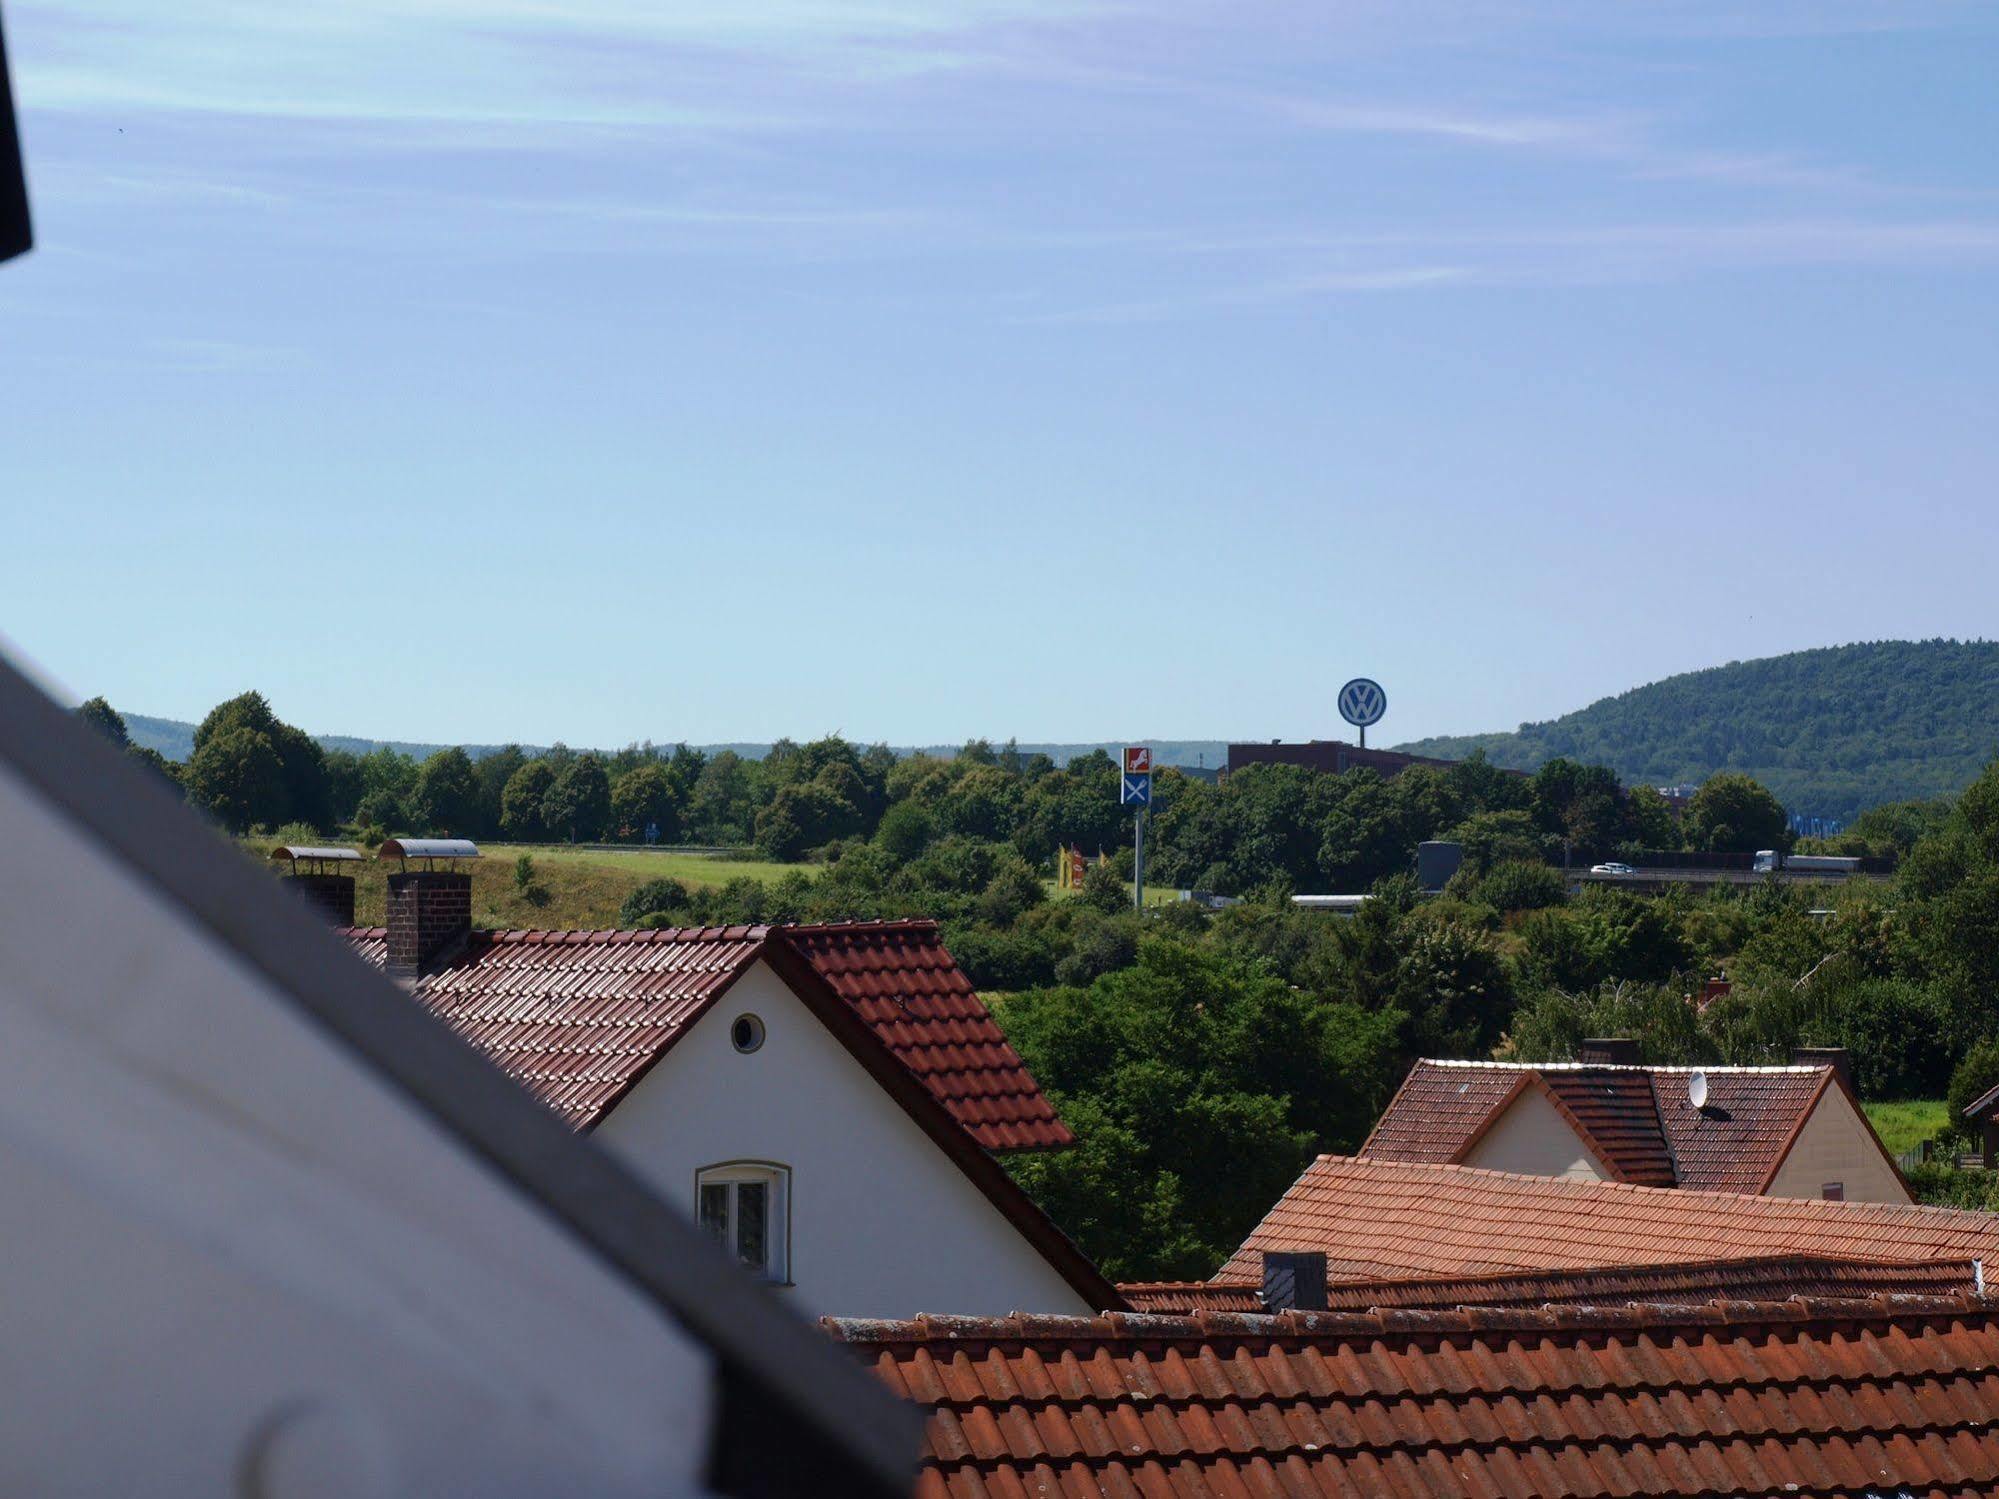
<box><xmin>413</xmin><ymin>747</ymin><xmax>480</xmax><ymax>835</ymax></box>
<box><xmin>542</xmin><ymin>754</ymin><xmax>612</xmax><ymax>842</ymax></box>
<box><xmin>184</xmin><ymin>726</ymin><xmax>286</xmax><ymax>833</ymax></box>
<box><xmin>75</xmin><ymin>697</ymin><xmax>129</xmax><ymax>748</ymax></box>
<box><xmin>874</xmin><ymin>800</ymin><xmax>936</xmax><ymax>863</ymax></box>
<box><xmin>610</xmin><ymin>763</ymin><xmax>682</xmax><ymax>842</ymax></box>
<box><xmin>473</xmin><ymin>745</ymin><xmax>528</xmax><ymax>839</ymax></box>
<box><xmin>688</xmin><ymin>750</ymin><xmax>758</xmax><ymax>844</ymax></box>
<box><xmin>1449</xmin><ymin>809</ymin><xmax>1545</xmax><ymax>875</ymax></box>
<box><xmin>500</xmin><ymin>760</ymin><xmax>555</xmax><ymax>839</ymax></box>
<box><xmin>126</xmin><ymin>745</ymin><xmax>182</xmax><ymax>789</ymax></box>
<box><xmin>1688</xmin><ymin>772</ymin><xmax>1790</xmax><ymax>854</ymax></box>
<box><xmin>937</xmin><ymin>765</ymin><xmax>1025</xmax><ymax>842</ymax></box>
<box><xmin>190</xmin><ymin>691</ymin><xmax>331</xmax><ymax>831</ymax></box>
<box><xmin>1002</xmin><ymin>939</ymin><xmax>1404</xmax><ymax>1280</ymax></box>
<box><xmin>323</xmin><ymin>748</ymin><xmax>368</xmax><ymax>826</ymax></box>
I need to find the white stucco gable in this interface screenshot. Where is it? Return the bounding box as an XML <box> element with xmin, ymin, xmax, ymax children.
<box><xmin>1765</xmin><ymin>1081</ymin><xmax>1912</xmax><ymax>1205</ymax></box>
<box><xmin>596</xmin><ymin>957</ymin><xmax>1095</xmax><ymax>1318</ymax></box>
<box><xmin>1461</xmin><ymin>1085</ymin><xmax>1613</xmax><ymax>1183</ymax></box>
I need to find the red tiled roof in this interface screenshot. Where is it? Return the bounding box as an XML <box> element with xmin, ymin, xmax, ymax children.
<box><xmin>1655</xmin><ymin>1065</ymin><xmax>1834</xmax><ymax>1194</ymax></box>
<box><xmin>1218</xmin><ymin>1155</ymin><xmax>1999</xmax><ymax>1285</ymax></box>
<box><xmin>830</xmin><ymin>1297</ymin><xmax>1999</xmax><ymax>1498</ymax></box>
<box><xmin>1359</xmin><ymin>1062</ymin><xmax>1519</xmax><ymax>1163</ymax></box>
<box><xmin>1363</xmin><ymin>1059</ymin><xmax>1851</xmax><ymax>1193</ymax></box>
<box><xmin>344</xmin><ymin>925</ymin><xmax>767</xmax><ymax>1128</ymax></box>
<box><xmin>785</xmin><ymin>921</ymin><xmax>1073</xmax><ymax>1151</ymax></box>
<box><xmin>1126</xmin><ymin>1255</ymin><xmax>1981</xmax><ymax>1314</ymax></box>
<box><xmin>1541</xmin><ymin>1069</ymin><xmax>1676</xmax><ymax>1186</ymax></box>
<box><xmin>1116</xmin><ymin>1281</ymin><xmax>1265</xmax><ymax>1314</ymax></box>
<box><xmin>343</xmin><ymin>918</ymin><xmax>1070</xmax><ymax>1150</ymax></box>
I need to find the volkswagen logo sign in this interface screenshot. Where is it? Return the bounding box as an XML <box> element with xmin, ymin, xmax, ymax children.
<box><xmin>1337</xmin><ymin>678</ymin><xmax>1387</xmax><ymax>729</ymax></box>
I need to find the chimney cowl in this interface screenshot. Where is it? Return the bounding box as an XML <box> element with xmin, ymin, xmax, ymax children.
<box><xmin>1579</xmin><ymin>1037</ymin><xmax>1642</xmax><ymax>1067</ymax></box>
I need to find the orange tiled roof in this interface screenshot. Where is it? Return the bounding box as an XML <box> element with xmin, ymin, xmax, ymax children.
<box><xmin>1124</xmin><ymin>1255</ymin><xmax>1981</xmax><ymax>1314</ymax></box>
<box><xmin>1218</xmin><ymin>1155</ymin><xmax>1999</xmax><ymax>1285</ymax></box>
<box><xmin>1363</xmin><ymin>1059</ymin><xmax>1848</xmax><ymax>1192</ymax></box>
<box><xmin>1115</xmin><ymin>1281</ymin><xmax>1265</xmax><ymax>1314</ymax></box>
<box><xmin>784</xmin><ymin>921</ymin><xmax>1073</xmax><ymax>1151</ymax></box>
<box><xmin>344</xmin><ymin>918</ymin><xmax>1071</xmax><ymax>1149</ymax></box>
<box><xmin>830</xmin><ymin>1297</ymin><xmax>1999</xmax><ymax>1498</ymax></box>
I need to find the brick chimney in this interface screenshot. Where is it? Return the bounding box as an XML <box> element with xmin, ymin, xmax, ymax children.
<box><xmin>1793</xmin><ymin>1045</ymin><xmax>1855</xmax><ymax>1095</ymax></box>
<box><xmin>385</xmin><ymin>870</ymin><xmax>471</xmax><ymax>977</ymax></box>
<box><xmin>1262</xmin><ymin>1251</ymin><xmax>1328</xmax><ymax>1312</ymax></box>
<box><xmin>1579</xmin><ymin>1037</ymin><xmax>1642</xmax><ymax>1066</ymax></box>
<box><xmin>269</xmin><ymin>846</ymin><xmax>362</xmax><ymax>927</ymax></box>
<box><xmin>282</xmin><ymin>872</ymin><xmax>356</xmax><ymax>926</ymax></box>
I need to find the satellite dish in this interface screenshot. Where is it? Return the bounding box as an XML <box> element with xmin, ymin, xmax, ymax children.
<box><xmin>1688</xmin><ymin>1070</ymin><xmax>1709</xmax><ymax>1110</ymax></box>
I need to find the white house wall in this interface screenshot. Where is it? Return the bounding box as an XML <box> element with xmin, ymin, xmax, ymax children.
<box><xmin>597</xmin><ymin>959</ymin><xmax>1092</xmax><ymax>1319</ymax></box>
<box><xmin>1765</xmin><ymin>1084</ymin><xmax>1912</xmax><ymax>1205</ymax></box>
<box><xmin>0</xmin><ymin>761</ymin><xmax>717</xmax><ymax>1498</ymax></box>
<box><xmin>1461</xmin><ymin>1087</ymin><xmax>1613</xmax><ymax>1182</ymax></box>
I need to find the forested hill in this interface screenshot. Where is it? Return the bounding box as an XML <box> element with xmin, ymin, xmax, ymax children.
<box><xmin>1394</xmin><ymin>640</ymin><xmax>1999</xmax><ymax>820</ymax></box>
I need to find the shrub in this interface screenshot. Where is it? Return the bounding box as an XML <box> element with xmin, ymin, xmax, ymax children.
<box><xmin>1079</xmin><ymin>859</ymin><xmax>1128</xmax><ymax>915</ymax></box>
<box><xmin>1475</xmin><ymin>859</ymin><xmax>1566</xmax><ymax>912</ymax></box>
<box><xmin>619</xmin><ymin>877</ymin><xmax>691</xmax><ymax>927</ymax></box>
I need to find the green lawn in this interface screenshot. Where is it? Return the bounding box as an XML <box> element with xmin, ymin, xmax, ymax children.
<box><xmin>483</xmin><ymin>843</ymin><xmax>804</xmax><ymax>887</ymax></box>
<box><xmin>1863</xmin><ymin>1099</ymin><xmax>1949</xmax><ymax>1157</ymax></box>
<box><xmin>250</xmin><ymin>837</ymin><xmax>811</xmax><ymax>929</ymax></box>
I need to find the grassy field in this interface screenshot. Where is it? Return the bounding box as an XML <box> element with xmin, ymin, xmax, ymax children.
<box><xmin>484</xmin><ymin>843</ymin><xmax>801</xmax><ymax>885</ymax></box>
<box><xmin>250</xmin><ymin>838</ymin><xmax>809</xmax><ymax>929</ymax></box>
<box><xmin>1863</xmin><ymin>1099</ymin><xmax>1949</xmax><ymax>1157</ymax></box>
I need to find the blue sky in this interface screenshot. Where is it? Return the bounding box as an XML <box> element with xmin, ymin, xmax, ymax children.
<box><xmin>3</xmin><ymin>0</ymin><xmax>1996</xmax><ymax>748</ymax></box>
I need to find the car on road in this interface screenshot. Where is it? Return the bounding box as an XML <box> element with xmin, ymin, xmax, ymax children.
<box><xmin>1590</xmin><ymin>861</ymin><xmax>1636</xmax><ymax>875</ymax></box>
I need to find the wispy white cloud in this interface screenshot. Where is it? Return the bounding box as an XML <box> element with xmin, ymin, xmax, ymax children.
<box><xmin>1014</xmin><ymin>265</ymin><xmax>1469</xmax><ymax>325</ymax></box>
<box><xmin>10</xmin><ymin>0</ymin><xmax>1111</xmax><ymax>125</ymax></box>
<box><xmin>1273</xmin><ymin>99</ymin><xmax>1634</xmax><ymax>152</ymax></box>
<box><xmin>1014</xmin><ymin>217</ymin><xmax>1999</xmax><ymax>323</ymax></box>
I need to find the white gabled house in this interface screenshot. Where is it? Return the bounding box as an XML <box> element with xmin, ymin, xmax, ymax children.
<box><xmin>340</xmin><ymin>868</ymin><xmax>1115</xmax><ymax>1318</ymax></box>
<box><xmin>1362</xmin><ymin>1053</ymin><xmax>1911</xmax><ymax>1204</ymax></box>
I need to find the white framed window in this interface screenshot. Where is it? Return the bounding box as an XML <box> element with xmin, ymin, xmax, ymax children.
<box><xmin>696</xmin><ymin>1161</ymin><xmax>790</xmax><ymax>1283</ymax></box>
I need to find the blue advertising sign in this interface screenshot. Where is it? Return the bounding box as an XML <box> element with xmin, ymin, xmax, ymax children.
<box><xmin>1337</xmin><ymin>678</ymin><xmax>1387</xmax><ymax>730</ymax></box>
<box><xmin>1119</xmin><ymin>772</ymin><xmax>1152</xmax><ymax>807</ymax></box>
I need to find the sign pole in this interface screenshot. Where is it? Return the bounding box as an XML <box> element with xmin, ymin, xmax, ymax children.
<box><xmin>1120</xmin><ymin>745</ymin><xmax>1152</xmax><ymax>910</ymax></box>
<box><xmin>1133</xmin><ymin>806</ymin><xmax>1145</xmax><ymax>911</ymax></box>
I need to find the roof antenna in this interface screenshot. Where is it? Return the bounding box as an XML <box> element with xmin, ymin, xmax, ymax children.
<box><xmin>1688</xmin><ymin>1070</ymin><xmax>1709</xmax><ymax>1110</ymax></box>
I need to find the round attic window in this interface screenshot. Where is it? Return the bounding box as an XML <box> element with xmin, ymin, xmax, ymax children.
<box><xmin>731</xmin><ymin>1014</ymin><xmax>766</xmax><ymax>1054</ymax></box>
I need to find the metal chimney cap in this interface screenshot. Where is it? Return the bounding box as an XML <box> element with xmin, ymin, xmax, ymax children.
<box><xmin>376</xmin><ymin>838</ymin><xmax>481</xmax><ymax>861</ymax></box>
<box><xmin>269</xmin><ymin>845</ymin><xmax>363</xmax><ymax>863</ymax></box>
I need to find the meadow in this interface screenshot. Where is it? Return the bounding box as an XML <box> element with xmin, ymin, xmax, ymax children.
<box><xmin>251</xmin><ymin>837</ymin><xmax>806</xmax><ymax>929</ymax></box>
<box><xmin>1862</xmin><ymin>1099</ymin><xmax>1950</xmax><ymax>1159</ymax></box>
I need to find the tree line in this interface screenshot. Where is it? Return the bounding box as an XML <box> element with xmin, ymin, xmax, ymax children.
<box><xmin>98</xmin><ymin>690</ymin><xmax>1806</xmax><ymax>880</ymax></box>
